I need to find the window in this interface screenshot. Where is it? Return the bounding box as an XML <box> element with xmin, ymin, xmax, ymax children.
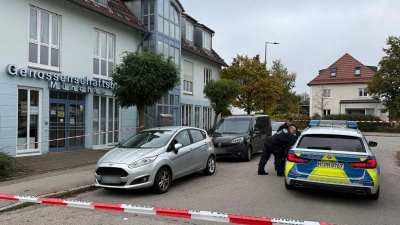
<box><xmin>142</xmin><ymin>1</ymin><xmax>155</xmax><ymax>31</ymax></box>
<box><xmin>203</xmin><ymin>107</ymin><xmax>213</xmax><ymax>131</ymax></box>
<box><xmin>93</xmin><ymin>29</ymin><xmax>115</xmax><ymax>77</ymax></box>
<box><xmin>181</xmin><ymin>104</ymin><xmax>193</xmax><ymax>126</ymax></box>
<box><xmin>355</xmin><ymin>67</ymin><xmax>361</xmax><ymax>76</ymax></box>
<box><xmin>359</xmin><ymin>88</ymin><xmax>368</xmax><ymax>97</ymax></box>
<box><xmin>297</xmin><ymin>134</ymin><xmax>365</xmax><ymax>152</ymax></box>
<box><xmin>185</xmin><ymin>21</ymin><xmax>193</xmax><ymax>41</ymax></box>
<box><xmin>330</xmin><ymin>68</ymin><xmax>337</xmax><ymax>77</ymax></box>
<box><xmin>189</xmin><ymin>129</ymin><xmax>206</xmax><ymax>143</ymax></box>
<box><xmin>323</xmin><ymin>109</ymin><xmax>331</xmax><ymax>115</ymax></box>
<box><xmin>202</xmin><ymin>32</ymin><xmax>211</xmax><ymax>50</ymax></box>
<box><xmin>29</xmin><ymin>7</ymin><xmax>60</xmax><ymax>70</ymax></box>
<box><xmin>158</xmin><ymin>0</ymin><xmax>180</xmax><ymax>40</ymax></box>
<box><xmin>183</xmin><ymin>60</ymin><xmax>194</xmax><ymax>94</ymax></box>
<box><xmin>204</xmin><ymin>68</ymin><xmax>212</xmax><ymax>85</ymax></box>
<box><xmin>17</xmin><ymin>88</ymin><xmax>41</xmax><ymax>155</ymax></box>
<box><xmin>322</xmin><ymin>89</ymin><xmax>331</xmax><ymax>98</ymax></box>
<box><xmin>93</xmin><ymin>0</ymin><xmax>108</xmax><ymax>6</ymax></box>
<box><xmin>157</xmin><ymin>41</ymin><xmax>179</xmax><ymax>65</ymax></box>
<box><xmin>174</xmin><ymin>130</ymin><xmax>191</xmax><ymax>147</ymax></box>
<box><xmin>93</xmin><ymin>96</ymin><xmax>120</xmax><ymax>146</ymax></box>
<box><xmin>195</xmin><ymin>106</ymin><xmax>200</xmax><ymax>128</ymax></box>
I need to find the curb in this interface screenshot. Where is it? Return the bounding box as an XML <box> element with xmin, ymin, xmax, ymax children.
<box><xmin>0</xmin><ymin>184</ymin><xmax>97</xmax><ymax>213</ymax></box>
<box><xmin>0</xmin><ymin>192</ymin><xmax>345</xmax><ymax>225</ymax></box>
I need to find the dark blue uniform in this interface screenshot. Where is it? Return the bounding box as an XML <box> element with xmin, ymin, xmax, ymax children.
<box><xmin>257</xmin><ymin>128</ymin><xmax>298</xmax><ymax>175</ymax></box>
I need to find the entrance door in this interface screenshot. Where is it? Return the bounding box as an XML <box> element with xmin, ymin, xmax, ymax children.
<box><xmin>49</xmin><ymin>92</ymin><xmax>85</xmax><ymax>152</ymax></box>
<box><xmin>170</xmin><ymin>107</ymin><xmax>179</xmax><ymax>126</ymax></box>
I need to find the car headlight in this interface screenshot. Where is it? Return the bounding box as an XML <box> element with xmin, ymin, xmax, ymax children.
<box><xmin>231</xmin><ymin>137</ymin><xmax>244</xmax><ymax>143</ymax></box>
<box><xmin>128</xmin><ymin>156</ymin><xmax>157</xmax><ymax>169</ymax></box>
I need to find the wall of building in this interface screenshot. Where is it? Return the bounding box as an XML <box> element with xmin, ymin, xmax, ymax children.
<box><xmin>0</xmin><ymin>0</ymin><xmax>140</xmax><ymax>156</ymax></box>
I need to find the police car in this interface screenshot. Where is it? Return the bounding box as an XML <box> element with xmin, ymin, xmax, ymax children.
<box><xmin>284</xmin><ymin>120</ymin><xmax>380</xmax><ymax>200</ymax></box>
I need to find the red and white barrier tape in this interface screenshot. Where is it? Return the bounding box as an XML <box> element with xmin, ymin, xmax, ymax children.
<box><xmin>0</xmin><ymin>193</ymin><xmax>343</xmax><ymax>225</ymax></box>
<box><xmin>293</xmin><ymin>120</ymin><xmax>399</xmax><ymax>123</ymax></box>
<box><xmin>0</xmin><ymin>126</ymin><xmax>144</xmax><ymax>151</ymax></box>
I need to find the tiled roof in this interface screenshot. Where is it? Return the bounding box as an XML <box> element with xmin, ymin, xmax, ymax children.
<box><xmin>181</xmin><ymin>38</ymin><xmax>228</xmax><ymax>67</ymax></box>
<box><xmin>67</xmin><ymin>0</ymin><xmax>147</xmax><ymax>32</ymax></box>
<box><xmin>307</xmin><ymin>53</ymin><xmax>376</xmax><ymax>86</ymax></box>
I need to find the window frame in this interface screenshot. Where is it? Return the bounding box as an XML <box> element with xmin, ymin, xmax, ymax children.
<box><xmin>204</xmin><ymin>68</ymin><xmax>212</xmax><ymax>86</ymax></box>
<box><xmin>185</xmin><ymin>21</ymin><xmax>193</xmax><ymax>42</ymax></box>
<box><xmin>181</xmin><ymin>104</ymin><xmax>193</xmax><ymax>126</ymax></box>
<box><xmin>330</xmin><ymin>68</ymin><xmax>337</xmax><ymax>77</ymax></box>
<box><xmin>354</xmin><ymin>67</ymin><xmax>361</xmax><ymax>76</ymax></box>
<box><xmin>183</xmin><ymin>60</ymin><xmax>194</xmax><ymax>94</ymax></box>
<box><xmin>29</xmin><ymin>7</ymin><xmax>61</xmax><ymax>71</ymax></box>
<box><xmin>322</xmin><ymin>89</ymin><xmax>332</xmax><ymax>98</ymax></box>
<box><xmin>358</xmin><ymin>88</ymin><xmax>369</xmax><ymax>97</ymax></box>
<box><xmin>323</xmin><ymin>109</ymin><xmax>331</xmax><ymax>116</ymax></box>
<box><xmin>202</xmin><ymin>31</ymin><xmax>211</xmax><ymax>50</ymax></box>
<box><xmin>93</xmin><ymin>29</ymin><xmax>115</xmax><ymax>79</ymax></box>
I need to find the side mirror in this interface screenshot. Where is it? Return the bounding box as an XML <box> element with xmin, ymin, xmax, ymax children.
<box><xmin>174</xmin><ymin>143</ymin><xmax>183</xmax><ymax>153</ymax></box>
<box><xmin>368</xmin><ymin>141</ymin><xmax>378</xmax><ymax>147</ymax></box>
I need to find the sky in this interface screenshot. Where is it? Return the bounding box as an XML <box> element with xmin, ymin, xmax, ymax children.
<box><xmin>179</xmin><ymin>0</ymin><xmax>400</xmax><ymax>94</ymax></box>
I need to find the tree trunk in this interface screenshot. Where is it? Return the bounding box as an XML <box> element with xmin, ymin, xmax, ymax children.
<box><xmin>137</xmin><ymin>104</ymin><xmax>145</xmax><ymax>130</ymax></box>
<box><xmin>247</xmin><ymin>108</ymin><xmax>251</xmax><ymax>114</ymax></box>
<box><xmin>212</xmin><ymin>112</ymin><xmax>220</xmax><ymax>131</ymax></box>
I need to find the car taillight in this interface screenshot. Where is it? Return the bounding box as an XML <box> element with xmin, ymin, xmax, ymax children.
<box><xmin>208</xmin><ymin>135</ymin><xmax>213</xmax><ymax>141</ymax></box>
<box><xmin>348</xmin><ymin>159</ymin><xmax>377</xmax><ymax>168</ymax></box>
<box><xmin>287</xmin><ymin>153</ymin><xmax>311</xmax><ymax>164</ymax></box>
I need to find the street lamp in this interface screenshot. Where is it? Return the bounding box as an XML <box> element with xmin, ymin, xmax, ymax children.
<box><xmin>265</xmin><ymin>42</ymin><xmax>279</xmax><ymax>65</ymax></box>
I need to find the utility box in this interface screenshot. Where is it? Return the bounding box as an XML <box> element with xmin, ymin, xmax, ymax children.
<box><xmin>158</xmin><ymin>114</ymin><xmax>173</xmax><ymax>126</ymax></box>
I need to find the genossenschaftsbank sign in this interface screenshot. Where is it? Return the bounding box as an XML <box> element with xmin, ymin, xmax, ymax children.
<box><xmin>6</xmin><ymin>64</ymin><xmax>116</xmax><ymax>95</ymax></box>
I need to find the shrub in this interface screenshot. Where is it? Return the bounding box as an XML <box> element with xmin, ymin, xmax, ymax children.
<box><xmin>0</xmin><ymin>152</ymin><xmax>17</xmax><ymax>180</ymax></box>
<box><xmin>318</xmin><ymin>114</ymin><xmax>381</xmax><ymax>132</ymax></box>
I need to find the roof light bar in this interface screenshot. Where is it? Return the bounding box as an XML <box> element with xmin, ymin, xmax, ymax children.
<box><xmin>308</xmin><ymin>120</ymin><xmax>358</xmax><ymax>129</ymax></box>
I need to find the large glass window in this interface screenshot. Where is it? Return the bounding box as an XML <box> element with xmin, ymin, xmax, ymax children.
<box><xmin>195</xmin><ymin>106</ymin><xmax>200</xmax><ymax>128</ymax></box>
<box><xmin>93</xmin><ymin>96</ymin><xmax>120</xmax><ymax>146</ymax></box>
<box><xmin>158</xmin><ymin>0</ymin><xmax>180</xmax><ymax>40</ymax></box>
<box><xmin>29</xmin><ymin>7</ymin><xmax>60</xmax><ymax>70</ymax></box>
<box><xmin>17</xmin><ymin>88</ymin><xmax>41</xmax><ymax>153</ymax></box>
<box><xmin>142</xmin><ymin>1</ymin><xmax>155</xmax><ymax>31</ymax></box>
<box><xmin>203</xmin><ymin>107</ymin><xmax>213</xmax><ymax>131</ymax></box>
<box><xmin>93</xmin><ymin>29</ymin><xmax>115</xmax><ymax>77</ymax></box>
<box><xmin>181</xmin><ymin>104</ymin><xmax>192</xmax><ymax>126</ymax></box>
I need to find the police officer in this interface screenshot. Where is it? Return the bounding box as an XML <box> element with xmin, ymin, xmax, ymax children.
<box><xmin>257</xmin><ymin>126</ymin><xmax>298</xmax><ymax>176</ymax></box>
<box><xmin>277</xmin><ymin>116</ymin><xmax>301</xmax><ymax>137</ymax></box>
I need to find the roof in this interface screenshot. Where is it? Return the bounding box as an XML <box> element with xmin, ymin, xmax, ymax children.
<box><xmin>182</xmin><ymin>13</ymin><xmax>198</xmax><ymax>23</ymax></box>
<box><xmin>181</xmin><ymin>38</ymin><xmax>228</xmax><ymax>67</ymax></box>
<box><xmin>307</xmin><ymin>53</ymin><xmax>376</xmax><ymax>86</ymax></box>
<box><xmin>68</xmin><ymin>0</ymin><xmax>147</xmax><ymax>32</ymax></box>
<box><xmin>303</xmin><ymin>126</ymin><xmax>362</xmax><ymax>138</ymax></box>
<box><xmin>196</xmin><ymin>23</ymin><xmax>215</xmax><ymax>34</ymax></box>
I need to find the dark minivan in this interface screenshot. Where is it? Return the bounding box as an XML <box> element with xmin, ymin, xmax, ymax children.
<box><xmin>210</xmin><ymin>114</ymin><xmax>272</xmax><ymax>161</ymax></box>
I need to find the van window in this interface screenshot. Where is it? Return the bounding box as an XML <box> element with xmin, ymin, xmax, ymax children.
<box><xmin>297</xmin><ymin>134</ymin><xmax>365</xmax><ymax>152</ymax></box>
<box><xmin>215</xmin><ymin>118</ymin><xmax>251</xmax><ymax>134</ymax></box>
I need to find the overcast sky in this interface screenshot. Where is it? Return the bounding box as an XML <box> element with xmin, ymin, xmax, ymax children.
<box><xmin>180</xmin><ymin>0</ymin><xmax>400</xmax><ymax>94</ymax></box>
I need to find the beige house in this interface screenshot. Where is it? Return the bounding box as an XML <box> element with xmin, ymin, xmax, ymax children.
<box><xmin>308</xmin><ymin>53</ymin><xmax>388</xmax><ymax>120</ymax></box>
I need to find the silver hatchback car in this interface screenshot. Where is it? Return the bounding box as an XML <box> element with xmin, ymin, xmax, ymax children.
<box><xmin>94</xmin><ymin>126</ymin><xmax>216</xmax><ymax>193</ymax></box>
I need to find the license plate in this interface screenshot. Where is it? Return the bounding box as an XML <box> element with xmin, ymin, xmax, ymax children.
<box><xmin>100</xmin><ymin>176</ymin><xmax>121</xmax><ymax>184</ymax></box>
<box><xmin>317</xmin><ymin>161</ymin><xmax>344</xmax><ymax>169</ymax></box>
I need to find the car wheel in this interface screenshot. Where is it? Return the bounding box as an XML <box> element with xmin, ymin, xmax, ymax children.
<box><xmin>203</xmin><ymin>155</ymin><xmax>216</xmax><ymax>175</ymax></box>
<box><xmin>367</xmin><ymin>187</ymin><xmax>379</xmax><ymax>200</ymax></box>
<box><xmin>244</xmin><ymin>146</ymin><xmax>252</xmax><ymax>162</ymax></box>
<box><xmin>153</xmin><ymin>167</ymin><xmax>171</xmax><ymax>194</ymax></box>
<box><xmin>284</xmin><ymin>179</ymin><xmax>294</xmax><ymax>190</ymax></box>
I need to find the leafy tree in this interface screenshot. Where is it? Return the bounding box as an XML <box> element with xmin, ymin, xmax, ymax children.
<box><xmin>111</xmin><ymin>51</ymin><xmax>180</xmax><ymax>127</ymax></box>
<box><xmin>312</xmin><ymin>85</ymin><xmax>330</xmax><ymax>118</ymax></box>
<box><xmin>269</xmin><ymin>59</ymin><xmax>298</xmax><ymax>114</ymax></box>
<box><xmin>203</xmin><ymin>79</ymin><xmax>241</xmax><ymax>129</ymax></box>
<box><xmin>297</xmin><ymin>92</ymin><xmax>310</xmax><ymax>114</ymax></box>
<box><xmin>368</xmin><ymin>36</ymin><xmax>400</xmax><ymax>119</ymax></box>
<box><xmin>253</xmin><ymin>76</ymin><xmax>284</xmax><ymax>114</ymax></box>
<box><xmin>222</xmin><ymin>54</ymin><xmax>281</xmax><ymax>114</ymax></box>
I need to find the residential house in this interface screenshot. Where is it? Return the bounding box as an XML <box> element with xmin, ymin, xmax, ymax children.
<box><xmin>308</xmin><ymin>53</ymin><xmax>388</xmax><ymax>120</ymax></box>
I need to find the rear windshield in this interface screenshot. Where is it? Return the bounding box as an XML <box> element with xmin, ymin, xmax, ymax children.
<box><xmin>297</xmin><ymin>134</ymin><xmax>365</xmax><ymax>152</ymax></box>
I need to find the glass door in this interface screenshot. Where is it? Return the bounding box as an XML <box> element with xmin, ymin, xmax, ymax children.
<box><xmin>67</xmin><ymin>103</ymin><xmax>85</xmax><ymax>150</ymax></box>
<box><xmin>49</xmin><ymin>102</ymin><xmax>66</xmax><ymax>151</ymax></box>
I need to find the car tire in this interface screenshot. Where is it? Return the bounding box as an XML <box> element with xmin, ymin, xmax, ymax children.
<box><xmin>244</xmin><ymin>146</ymin><xmax>252</xmax><ymax>162</ymax></box>
<box><xmin>203</xmin><ymin>155</ymin><xmax>216</xmax><ymax>175</ymax></box>
<box><xmin>367</xmin><ymin>187</ymin><xmax>379</xmax><ymax>200</ymax></box>
<box><xmin>153</xmin><ymin>167</ymin><xmax>171</xmax><ymax>194</ymax></box>
<box><xmin>284</xmin><ymin>179</ymin><xmax>294</xmax><ymax>190</ymax></box>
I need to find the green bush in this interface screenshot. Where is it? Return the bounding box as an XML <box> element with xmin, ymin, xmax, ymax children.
<box><xmin>0</xmin><ymin>152</ymin><xmax>17</xmax><ymax>180</ymax></box>
<box><xmin>319</xmin><ymin>114</ymin><xmax>381</xmax><ymax>132</ymax></box>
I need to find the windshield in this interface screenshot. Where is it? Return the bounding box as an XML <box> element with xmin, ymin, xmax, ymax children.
<box><xmin>121</xmin><ymin>130</ymin><xmax>175</xmax><ymax>148</ymax></box>
<box><xmin>272</xmin><ymin>122</ymin><xmax>283</xmax><ymax>131</ymax></box>
<box><xmin>297</xmin><ymin>134</ymin><xmax>365</xmax><ymax>152</ymax></box>
<box><xmin>214</xmin><ymin>118</ymin><xmax>251</xmax><ymax>134</ymax></box>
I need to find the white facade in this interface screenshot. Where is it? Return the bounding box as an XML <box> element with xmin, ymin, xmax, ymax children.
<box><xmin>310</xmin><ymin>83</ymin><xmax>388</xmax><ymax>120</ymax></box>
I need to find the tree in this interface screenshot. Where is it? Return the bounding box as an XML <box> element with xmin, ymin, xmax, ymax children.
<box><xmin>222</xmin><ymin>54</ymin><xmax>282</xmax><ymax>114</ymax></box>
<box><xmin>368</xmin><ymin>36</ymin><xmax>400</xmax><ymax>119</ymax></box>
<box><xmin>111</xmin><ymin>51</ymin><xmax>180</xmax><ymax>127</ymax></box>
<box><xmin>253</xmin><ymin>76</ymin><xmax>284</xmax><ymax>114</ymax></box>
<box><xmin>269</xmin><ymin>59</ymin><xmax>298</xmax><ymax>114</ymax></box>
<box><xmin>297</xmin><ymin>92</ymin><xmax>310</xmax><ymax>114</ymax></box>
<box><xmin>203</xmin><ymin>79</ymin><xmax>241</xmax><ymax>129</ymax></box>
<box><xmin>312</xmin><ymin>85</ymin><xmax>330</xmax><ymax>118</ymax></box>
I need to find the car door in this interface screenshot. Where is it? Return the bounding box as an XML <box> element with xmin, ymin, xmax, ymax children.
<box><xmin>169</xmin><ymin>130</ymin><xmax>195</xmax><ymax>178</ymax></box>
<box><xmin>250</xmin><ymin>118</ymin><xmax>263</xmax><ymax>152</ymax></box>
<box><xmin>189</xmin><ymin>129</ymin><xmax>209</xmax><ymax>170</ymax></box>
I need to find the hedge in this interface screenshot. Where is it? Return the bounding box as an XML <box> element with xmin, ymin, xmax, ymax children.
<box><xmin>321</xmin><ymin>114</ymin><xmax>383</xmax><ymax>132</ymax></box>
<box><xmin>0</xmin><ymin>152</ymin><xmax>17</xmax><ymax>180</ymax></box>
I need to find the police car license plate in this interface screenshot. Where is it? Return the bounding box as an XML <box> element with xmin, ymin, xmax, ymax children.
<box><xmin>317</xmin><ymin>162</ymin><xmax>344</xmax><ymax>169</ymax></box>
<box><xmin>100</xmin><ymin>176</ymin><xmax>121</xmax><ymax>184</ymax></box>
